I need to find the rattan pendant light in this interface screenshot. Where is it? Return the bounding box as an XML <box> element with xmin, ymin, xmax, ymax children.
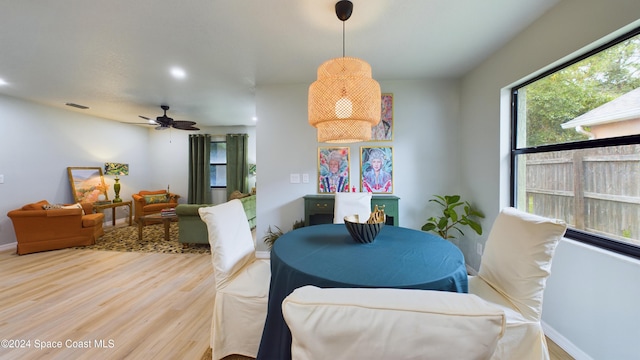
<box><xmin>308</xmin><ymin>0</ymin><xmax>381</xmax><ymax>143</ymax></box>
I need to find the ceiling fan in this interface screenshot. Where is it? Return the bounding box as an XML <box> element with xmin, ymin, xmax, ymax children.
<box><xmin>139</xmin><ymin>105</ymin><xmax>199</xmax><ymax>131</ymax></box>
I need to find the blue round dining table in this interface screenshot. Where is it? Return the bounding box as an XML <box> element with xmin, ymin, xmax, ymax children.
<box><xmin>256</xmin><ymin>223</ymin><xmax>468</xmax><ymax>360</ymax></box>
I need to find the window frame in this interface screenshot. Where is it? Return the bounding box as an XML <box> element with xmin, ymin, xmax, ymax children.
<box><xmin>210</xmin><ymin>141</ymin><xmax>227</xmax><ymax>189</ymax></box>
<box><xmin>510</xmin><ymin>26</ymin><xmax>640</xmax><ymax>260</ymax></box>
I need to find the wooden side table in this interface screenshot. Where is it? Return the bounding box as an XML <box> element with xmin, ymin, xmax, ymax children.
<box><xmin>93</xmin><ymin>200</ymin><xmax>132</xmax><ymax>226</ymax></box>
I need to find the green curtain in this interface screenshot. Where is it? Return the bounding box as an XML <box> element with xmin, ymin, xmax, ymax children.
<box><xmin>188</xmin><ymin>134</ymin><xmax>212</xmax><ymax>204</ymax></box>
<box><xmin>226</xmin><ymin>133</ymin><xmax>249</xmax><ymax>199</ymax></box>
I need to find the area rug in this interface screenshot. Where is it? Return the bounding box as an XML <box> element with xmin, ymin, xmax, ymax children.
<box><xmin>77</xmin><ymin>222</ymin><xmax>211</xmax><ymax>254</ymax></box>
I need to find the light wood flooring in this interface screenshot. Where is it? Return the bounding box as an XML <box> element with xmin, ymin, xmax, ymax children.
<box><xmin>0</xmin><ymin>247</ymin><xmax>574</xmax><ymax>360</ymax></box>
<box><xmin>548</xmin><ymin>338</ymin><xmax>574</xmax><ymax>360</ymax></box>
<box><xmin>0</xmin><ymin>248</ymin><xmax>215</xmax><ymax>360</ymax></box>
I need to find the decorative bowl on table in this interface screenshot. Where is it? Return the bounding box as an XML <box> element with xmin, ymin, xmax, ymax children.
<box><xmin>344</xmin><ymin>214</ymin><xmax>385</xmax><ymax>244</ymax></box>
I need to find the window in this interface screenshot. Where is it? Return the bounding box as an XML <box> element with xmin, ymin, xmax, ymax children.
<box><xmin>210</xmin><ymin>141</ymin><xmax>227</xmax><ymax>188</ymax></box>
<box><xmin>511</xmin><ymin>26</ymin><xmax>640</xmax><ymax>259</ymax></box>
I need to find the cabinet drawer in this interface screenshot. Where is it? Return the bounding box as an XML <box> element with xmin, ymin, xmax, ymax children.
<box><xmin>308</xmin><ymin>199</ymin><xmax>333</xmax><ymax>213</ymax></box>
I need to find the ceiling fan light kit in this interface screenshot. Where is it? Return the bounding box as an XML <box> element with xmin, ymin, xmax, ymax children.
<box><xmin>308</xmin><ymin>0</ymin><xmax>381</xmax><ymax>143</ymax></box>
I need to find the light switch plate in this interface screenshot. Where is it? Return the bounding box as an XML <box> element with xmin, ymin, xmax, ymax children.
<box><xmin>302</xmin><ymin>173</ymin><xmax>309</xmax><ymax>183</ymax></box>
<box><xmin>0</xmin><ymin>174</ymin><xmax>4</xmax><ymax>184</ymax></box>
<box><xmin>290</xmin><ymin>173</ymin><xmax>301</xmax><ymax>183</ymax></box>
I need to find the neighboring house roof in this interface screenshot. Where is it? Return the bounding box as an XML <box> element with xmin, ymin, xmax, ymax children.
<box><xmin>561</xmin><ymin>87</ymin><xmax>640</xmax><ymax>129</ymax></box>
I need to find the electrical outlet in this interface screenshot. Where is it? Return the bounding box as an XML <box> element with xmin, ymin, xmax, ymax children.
<box><xmin>476</xmin><ymin>243</ymin><xmax>483</xmax><ymax>255</ymax></box>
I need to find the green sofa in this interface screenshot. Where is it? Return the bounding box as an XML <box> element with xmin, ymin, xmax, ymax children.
<box><xmin>176</xmin><ymin>195</ymin><xmax>256</xmax><ymax>245</ymax></box>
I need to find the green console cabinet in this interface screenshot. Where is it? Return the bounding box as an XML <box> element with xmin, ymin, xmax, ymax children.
<box><xmin>303</xmin><ymin>194</ymin><xmax>400</xmax><ymax>226</ymax></box>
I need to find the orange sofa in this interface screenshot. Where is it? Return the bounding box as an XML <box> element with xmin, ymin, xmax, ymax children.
<box><xmin>132</xmin><ymin>190</ymin><xmax>179</xmax><ymax>223</ymax></box>
<box><xmin>7</xmin><ymin>200</ymin><xmax>104</xmax><ymax>255</ymax></box>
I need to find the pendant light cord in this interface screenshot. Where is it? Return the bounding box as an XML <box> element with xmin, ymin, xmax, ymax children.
<box><xmin>335</xmin><ymin>0</ymin><xmax>352</xmax><ymax>58</ymax></box>
<box><xmin>342</xmin><ymin>20</ymin><xmax>346</xmax><ymax>57</ymax></box>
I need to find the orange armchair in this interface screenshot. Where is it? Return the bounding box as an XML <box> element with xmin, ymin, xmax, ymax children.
<box><xmin>7</xmin><ymin>200</ymin><xmax>104</xmax><ymax>255</ymax></box>
<box><xmin>132</xmin><ymin>190</ymin><xmax>179</xmax><ymax>223</ymax></box>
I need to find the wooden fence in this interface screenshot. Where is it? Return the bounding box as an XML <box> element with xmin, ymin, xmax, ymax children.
<box><xmin>517</xmin><ymin>145</ymin><xmax>640</xmax><ymax>246</ymax></box>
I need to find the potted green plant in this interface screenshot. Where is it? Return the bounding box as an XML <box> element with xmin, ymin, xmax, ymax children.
<box><xmin>262</xmin><ymin>225</ymin><xmax>284</xmax><ymax>249</ymax></box>
<box><xmin>262</xmin><ymin>219</ymin><xmax>305</xmax><ymax>249</ymax></box>
<box><xmin>421</xmin><ymin>195</ymin><xmax>484</xmax><ymax>239</ymax></box>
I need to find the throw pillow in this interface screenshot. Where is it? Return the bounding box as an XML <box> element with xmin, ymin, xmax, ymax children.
<box><xmin>144</xmin><ymin>194</ymin><xmax>168</xmax><ymax>204</ymax></box>
<box><xmin>42</xmin><ymin>204</ymin><xmax>64</xmax><ymax>210</ymax></box>
<box><xmin>62</xmin><ymin>203</ymin><xmax>85</xmax><ymax>215</ymax></box>
<box><xmin>23</xmin><ymin>200</ymin><xmax>49</xmax><ymax>210</ymax></box>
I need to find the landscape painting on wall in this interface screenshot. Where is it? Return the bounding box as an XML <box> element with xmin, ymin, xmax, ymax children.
<box><xmin>67</xmin><ymin>167</ymin><xmax>108</xmax><ymax>203</ymax></box>
<box><xmin>318</xmin><ymin>147</ymin><xmax>350</xmax><ymax>193</ymax></box>
<box><xmin>360</xmin><ymin>146</ymin><xmax>393</xmax><ymax>193</ymax></box>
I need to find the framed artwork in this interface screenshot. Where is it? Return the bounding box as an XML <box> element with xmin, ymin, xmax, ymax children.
<box><xmin>67</xmin><ymin>167</ymin><xmax>108</xmax><ymax>203</ymax></box>
<box><xmin>371</xmin><ymin>93</ymin><xmax>393</xmax><ymax>141</ymax></box>
<box><xmin>360</xmin><ymin>146</ymin><xmax>393</xmax><ymax>193</ymax></box>
<box><xmin>318</xmin><ymin>147</ymin><xmax>350</xmax><ymax>193</ymax></box>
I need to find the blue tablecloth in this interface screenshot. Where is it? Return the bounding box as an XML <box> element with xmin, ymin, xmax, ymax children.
<box><xmin>256</xmin><ymin>224</ymin><xmax>467</xmax><ymax>360</ymax></box>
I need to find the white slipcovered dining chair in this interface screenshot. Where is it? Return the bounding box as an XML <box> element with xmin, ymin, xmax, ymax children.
<box><xmin>333</xmin><ymin>192</ymin><xmax>372</xmax><ymax>224</ymax></box>
<box><xmin>198</xmin><ymin>199</ymin><xmax>270</xmax><ymax>360</ymax></box>
<box><xmin>282</xmin><ymin>285</ymin><xmax>506</xmax><ymax>360</ymax></box>
<box><xmin>469</xmin><ymin>207</ymin><xmax>567</xmax><ymax>360</ymax></box>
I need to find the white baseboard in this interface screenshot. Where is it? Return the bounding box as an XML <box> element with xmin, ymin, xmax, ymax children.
<box><xmin>466</xmin><ymin>264</ymin><xmax>478</xmax><ymax>275</ymax></box>
<box><xmin>103</xmin><ymin>217</ymin><xmax>131</xmax><ymax>227</ymax></box>
<box><xmin>0</xmin><ymin>242</ymin><xmax>16</xmax><ymax>252</ymax></box>
<box><xmin>256</xmin><ymin>251</ymin><xmax>270</xmax><ymax>259</ymax></box>
<box><xmin>542</xmin><ymin>321</ymin><xmax>592</xmax><ymax>360</ymax></box>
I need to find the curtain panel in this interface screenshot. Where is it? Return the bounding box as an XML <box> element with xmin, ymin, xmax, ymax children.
<box><xmin>226</xmin><ymin>133</ymin><xmax>249</xmax><ymax>200</ymax></box>
<box><xmin>188</xmin><ymin>134</ymin><xmax>212</xmax><ymax>204</ymax></box>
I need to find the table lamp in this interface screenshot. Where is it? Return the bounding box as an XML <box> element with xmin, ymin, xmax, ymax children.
<box><xmin>104</xmin><ymin>162</ymin><xmax>129</xmax><ymax>203</ymax></box>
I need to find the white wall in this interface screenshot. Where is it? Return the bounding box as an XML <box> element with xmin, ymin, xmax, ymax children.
<box><xmin>254</xmin><ymin>79</ymin><xmax>463</xmax><ymax>251</ymax></box>
<box><xmin>0</xmin><ymin>95</ymin><xmax>150</xmax><ymax>245</ymax></box>
<box><xmin>544</xmin><ymin>239</ymin><xmax>640</xmax><ymax>359</ymax></box>
<box><xmin>459</xmin><ymin>0</ymin><xmax>640</xmax><ymax>358</ymax></box>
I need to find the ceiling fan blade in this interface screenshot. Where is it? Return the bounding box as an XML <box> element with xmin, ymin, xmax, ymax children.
<box><xmin>137</xmin><ymin>115</ymin><xmax>159</xmax><ymax>126</ymax></box>
<box><xmin>155</xmin><ymin>126</ymin><xmax>169</xmax><ymax>131</ymax></box>
<box><xmin>172</xmin><ymin>121</ymin><xmax>199</xmax><ymax>130</ymax></box>
<box><xmin>172</xmin><ymin>123</ymin><xmax>200</xmax><ymax>131</ymax></box>
<box><xmin>119</xmin><ymin>120</ymin><xmax>156</xmax><ymax>126</ymax></box>
<box><xmin>172</xmin><ymin>120</ymin><xmax>197</xmax><ymax>127</ymax></box>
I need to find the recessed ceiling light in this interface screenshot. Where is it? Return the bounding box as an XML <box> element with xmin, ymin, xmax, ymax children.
<box><xmin>252</xmin><ymin>116</ymin><xmax>258</xmax><ymax>122</ymax></box>
<box><xmin>0</xmin><ymin>78</ymin><xmax>8</xmax><ymax>86</ymax></box>
<box><xmin>170</xmin><ymin>67</ymin><xmax>186</xmax><ymax>79</ymax></box>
